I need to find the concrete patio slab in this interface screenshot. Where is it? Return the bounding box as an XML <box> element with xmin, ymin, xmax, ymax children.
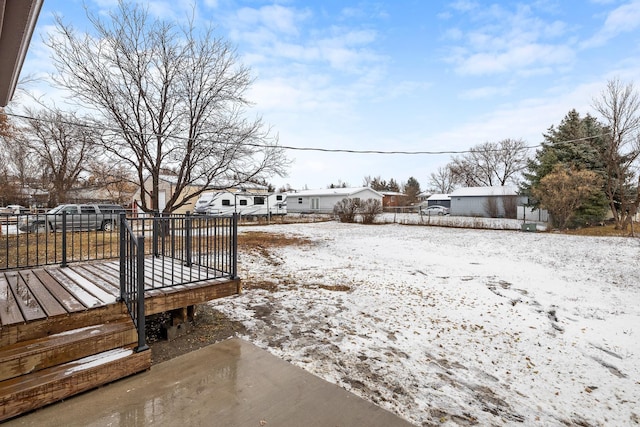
<box><xmin>5</xmin><ymin>338</ymin><xmax>415</xmax><ymax>426</ymax></box>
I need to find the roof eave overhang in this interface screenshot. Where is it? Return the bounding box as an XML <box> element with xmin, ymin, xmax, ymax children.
<box><xmin>0</xmin><ymin>0</ymin><xmax>44</xmax><ymax>107</ymax></box>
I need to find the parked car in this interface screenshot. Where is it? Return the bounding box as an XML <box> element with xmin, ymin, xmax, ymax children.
<box><xmin>420</xmin><ymin>205</ymin><xmax>450</xmax><ymax>216</ymax></box>
<box><xmin>1</xmin><ymin>205</ymin><xmax>29</xmax><ymax>215</ymax></box>
<box><xmin>18</xmin><ymin>204</ymin><xmax>125</xmax><ymax>232</ymax></box>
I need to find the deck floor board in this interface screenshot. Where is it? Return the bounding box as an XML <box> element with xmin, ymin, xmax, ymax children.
<box><xmin>68</xmin><ymin>265</ymin><xmax>119</xmax><ymax>298</ymax></box>
<box><xmin>0</xmin><ymin>275</ymin><xmax>24</xmax><ymax>326</ymax></box>
<box><xmin>44</xmin><ymin>268</ymin><xmax>103</xmax><ymax>309</ymax></box>
<box><xmin>56</xmin><ymin>268</ymin><xmax>116</xmax><ymax>305</ymax></box>
<box><xmin>5</xmin><ymin>272</ymin><xmax>46</xmax><ymax>322</ymax></box>
<box><xmin>84</xmin><ymin>262</ymin><xmax>120</xmax><ymax>282</ymax></box>
<box><xmin>31</xmin><ymin>270</ymin><xmax>85</xmax><ymax>314</ymax></box>
<box><xmin>19</xmin><ymin>271</ymin><xmax>67</xmax><ymax>318</ymax></box>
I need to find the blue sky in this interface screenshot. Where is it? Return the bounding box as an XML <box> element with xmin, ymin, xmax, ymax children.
<box><xmin>18</xmin><ymin>0</ymin><xmax>640</xmax><ymax>190</ymax></box>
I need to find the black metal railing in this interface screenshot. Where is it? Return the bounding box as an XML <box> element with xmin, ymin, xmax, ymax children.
<box><xmin>118</xmin><ymin>212</ymin><xmax>237</xmax><ymax>351</ymax></box>
<box><xmin>119</xmin><ymin>213</ymin><xmax>148</xmax><ymax>352</ymax></box>
<box><xmin>0</xmin><ymin>212</ymin><xmax>238</xmax><ymax>282</ymax></box>
<box><xmin>0</xmin><ymin>211</ymin><xmax>121</xmax><ymax>270</ymax></box>
<box><xmin>125</xmin><ymin>212</ymin><xmax>238</xmax><ymax>290</ymax></box>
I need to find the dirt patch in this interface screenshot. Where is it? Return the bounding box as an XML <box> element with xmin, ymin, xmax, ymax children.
<box><xmin>561</xmin><ymin>223</ymin><xmax>638</xmax><ymax>237</ymax></box>
<box><xmin>244</xmin><ymin>279</ymin><xmax>281</xmax><ymax>292</ymax></box>
<box><xmin>238</xmin><ymin>230</ymin><xmax>314</xmax><ymax>249</ymax></box>
<box><xmin>146</xmin><ymin>230</ymin><xmax>308</xmax><ymax>364</ymax></box>
<box><xmin>146</xmin><ymin>304</ymin><xmax>247</xmax><ymax>365</ymax></box>
<box><xmin>317</xmin><ymin>284</ymin><xmax>351</xmax><ymax>292</ymax></box>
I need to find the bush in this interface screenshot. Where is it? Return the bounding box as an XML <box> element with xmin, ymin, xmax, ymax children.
<box><xmin>503</xmin><ymin>195</ymin><xmax>518</xmax><ymax>219</ymax></box>
<box><xmin>333</xmin><ymin>198</ymin><xmax>383</xmax><ymax>224</ymax></box>
<box><xmin>333</xmin><ymin>198</ymin><xmax>358</xmax><ymax>223</ymax></box>
<box><xmin>483</xmin><ymin>197</ymin><xmax>499</xmax><ymax>218</ymax></box>
<box><xmin>360</xmin><ymin>199</ymin><xmax>383</xmax><ymax>224</ymax></box>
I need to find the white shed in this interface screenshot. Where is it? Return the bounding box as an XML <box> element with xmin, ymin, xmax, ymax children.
<box><xmin>450</xmin><ymin>186</ymin><xmax>527</xmax><ymax>218</ymax></box>
<box><xmin>288</xmin><ymin>187</ymin><xmax>383</xmax><ymax>214</ymax></box>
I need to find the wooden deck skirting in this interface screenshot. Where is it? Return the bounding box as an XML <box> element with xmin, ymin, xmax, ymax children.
<box><xmin>0</xmin><ymin>258</ymin><xmax>241</xmax><ymax>346</ymax></box>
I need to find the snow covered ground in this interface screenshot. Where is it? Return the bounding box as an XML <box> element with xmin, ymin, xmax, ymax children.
<box><xmin>211</xmin><ymin>220</ymin><xmax>640</xmax><ymax>426</ymax></box>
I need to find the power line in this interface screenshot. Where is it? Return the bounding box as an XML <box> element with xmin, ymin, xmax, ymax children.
<box><xmin>3</xmin><ymin>110</ymin><xmax>613</xmax><ymax>156</ymax></box>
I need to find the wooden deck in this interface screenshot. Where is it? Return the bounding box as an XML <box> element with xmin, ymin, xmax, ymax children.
<box><xmin>1</xmin><ymin>258</ymin><xmax>241</xmax><ymax>343</ymax></box>
<box><xmin>0</xmin><ymin>258</ymin><xmax>241</xmax><ymax>421</ymax></box>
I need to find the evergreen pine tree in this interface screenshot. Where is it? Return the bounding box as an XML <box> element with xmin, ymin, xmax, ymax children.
<box><xmin>524</xmin><ymin>109</ymin><xmax>609</xmax><ymax>227</ymax></box>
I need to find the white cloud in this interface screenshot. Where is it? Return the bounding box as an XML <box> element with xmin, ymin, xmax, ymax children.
<box><xmin>582</xmin><ymin>0</ymin><xmax>640</xmax><ymax>48</ymax></box>
<box><xmin>450</xmin><ymin>0</ymin><xmax>480</xmax><ymax>13</ymax></box>
<box><xmin>425</xmin><ymin>79</ymin><xmax>605</xmax><ymax>153</ymax></box>
<box><xmin>235</xmin><ymin>4</ymin><xmax>309</xmax><ymax>36</ymax></box>
<box><xmin>442</xmin><ymin>27</ymin><xmax>463</xmax><ymax>41</ymax></box>
<box><xmin>459</xmin><ymin>85</ymin><xmax>511</xmax><ymax>99</ymax></box>
<box><xmin>249</xmin><ymin>74</ymin><xmax>348</xmax><ymax>113</ymax></box>
<box><xmin>442</xmin><ymin>4</ymin><xmax>575</xmax><ymax>77</ymax></box>
<box><xmin>228</xmin><ymin>4</ymin><xmax>385</xmax><ymax>76</ymax></box>
<box><xmin>454</xmin><ymin>43</ymin><xmax>574</xmax><ymax>76</ymax></box>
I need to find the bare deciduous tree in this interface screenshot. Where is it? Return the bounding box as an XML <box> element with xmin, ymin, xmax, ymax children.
<box><xmin>86</xmin><ymin>162</ymin><xmax>138</xmax><ymax>206</ymax></box>
<box><xmin>19</xmin><ymin>109</ymin><xmax>99</xmax><ymax>206</ymax></box>
<box><xmin>448</xmin><ymin>138</ymin><xmax>529</xmax><ymax>187</ymax></box>
<box><xmin>592</xmin><ymin>78</ymin><xmax>640</xmax><ymax>231</ymax></box>
<box><xmin>0</xmin><ymin>111</ymin><xmax>13</xmax><ymax>202</ymax></box>
<box><xmin>428</xmin><ymin>166</ymin><xmax>456</xmax><ymax>193</ymax></box>
<box><xmin>483</xmin><ymin>197</ymin><xmax>499</xmax><ymax>218</ymax></box>
<box><xmin>2</xmin><ymin>130</ymin><xmax>35</xmax><ymax>193</ymax></box>
<box><xmin>0</xmin><ymin>108</ymin><xmax>10</xmax><ymax>139</ymax></box>
<box><xmin>47</xmin><ymin>1</ymin><xmax>288</xmax><ymax>213</ymax></box>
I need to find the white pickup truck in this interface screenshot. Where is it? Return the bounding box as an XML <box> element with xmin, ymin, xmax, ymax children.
<box><xmin>18</xmin><ymin>204</ymin><xmax>125</xmax><ymax>232</ymax></box>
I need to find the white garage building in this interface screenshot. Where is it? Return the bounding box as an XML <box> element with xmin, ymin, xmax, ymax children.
<box><xmin>450</xmin><ymin>186</ymin><xmax>528</xmax><ymax>218</ymax></box>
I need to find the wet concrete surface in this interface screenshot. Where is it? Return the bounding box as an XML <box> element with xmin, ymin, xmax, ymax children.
<box><xmin>6</xmin><ymin>338</ymin><xmax>415</xmax><ymax>426</ymax></box>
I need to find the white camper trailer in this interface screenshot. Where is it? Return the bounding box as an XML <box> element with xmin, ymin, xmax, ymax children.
<box><xmin>194</xmin><ymin>192</ymin><xmax>287</xmax><ymax>217</ymax></box>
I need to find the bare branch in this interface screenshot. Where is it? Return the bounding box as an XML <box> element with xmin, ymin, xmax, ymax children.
<box><xmin>592</xmin><ymin>78</ymin><xmax>640</xmax><ymax>230</ymax></box>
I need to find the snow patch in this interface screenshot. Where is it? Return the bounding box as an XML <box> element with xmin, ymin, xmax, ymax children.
<box><xmin>65</xmin><ymin>348</ymin><xmax>133</xmax><ymax>375</ymax></box>
<box><xmin>213</xmin><ymin>221</ymin><xmax>640</xmax><ymax>426</ymax></box>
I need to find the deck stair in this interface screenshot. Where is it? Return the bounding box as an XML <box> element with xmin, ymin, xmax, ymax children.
<box><xmin>0</xmin><ymin>306</ymin><xmax>151</xmax><ymax>422</ymax></box>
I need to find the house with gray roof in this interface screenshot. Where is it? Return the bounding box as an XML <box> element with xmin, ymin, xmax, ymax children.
<box><xmin>288</xmin><ymin>187</ymin><xmax>383</xmax><ymax>214</ymax></box>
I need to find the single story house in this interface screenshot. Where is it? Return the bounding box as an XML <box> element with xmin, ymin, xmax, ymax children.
<box><xmin>426</xmin><ymin>193</ymin><xmax>451</xmax><ymax>208</ymax></box>
<box><xmin>380</xmin><ymin>191</ymin><xmax>406</xmax><ymax>208</ymax></box>
<box><xmin>67</xmin><ymin>186</ymin><xmax>136</xmax><ymax>207</ymax></box>
<box><xmin>418</xmin><ymin>191</ymin><xmax>431</xmax><ymax>203</ymax></box>
<box><xmin>288</xmin><ymin>187</ymin><xmax>383</xmax><ymax>214</ymax></box>
<box><xmin>450</xmin><ymin>186</ymin><xmax>527</xmax><ymax>218</ymax></box>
